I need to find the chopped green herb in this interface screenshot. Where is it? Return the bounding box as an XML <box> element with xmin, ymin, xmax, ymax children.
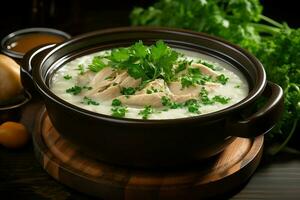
<box><xmin>138</xmin><ymin>105</ymin><xmax>154</xmax><ymax>119</ymax></box>
<box><xmin>132</xmin><ymin>40</ymin><xmax>148</xmax><ymax>58</ymax></box>
<box><xmin>181</xmin><ymin>67</ymin><xmax>213</xmax><ymax>88</ymax></box>
<box><xmin>77</xmin><ymin>64</ymin><xmax>85</xmax><ymax>75</ymax></box>
<box><xmin>161</xmin><ymin>96</ymin><xmax>182</xmax><ymax>109</ymax></box>
<box><xmin>88</xmin><ymin>56</ymin><xmax>106</xmax><ymax>72</ymax></box>
<box><xmin>199</xmin><ymin>88</ymin><xmax>214</xmax><ymax>105</ymax></box>
<box><xmin>146</xmin><ymin>87</ymin><xmax>159</xmax><ymax>94</ymax></box>
<box><xmin>235</xmin><ymin>85</ymin><xmax>241</xmax><ymax>88</ymax></box>
<box><xmin>111</xmin><ymin>99</ymin><xmax>122</xmax><ymax>106</ymax></box>
<box><xmin>81</xmin><ymin>96</ymin><xmax>99</xmax><ymax>105</ymax></box>
<box><xmin>63</xmin><ymin>75</ymin><xmax>72</xmax><ymax>80</ymax></box>
<box><xmin>161</xmin><ymin>96</ymin><xmax>171</xmax><ymax>106</ymax></box>
<box><xmin>66</xmin><ymin>85</ymin><xmax>92</xmax><ymax>95</ymax></box>
<box><xmin>82</xmin><ymin>86</ymin><xmax>92</xmax><ymax>90</ymax></box>
<box><xmin>112</xmin><ymin>82</ymin><xmax>118</xmax><ymax>86</ymax></box>
<box><xmin>181</xmin><ymin>76</ymin><xmax>195</xmax><ymax>88</ymax></box>
<box><xmin>106</xmin><ymin>40</ymin><xmax>180</xmax><ymax>83</ymax></box>
<box><xmin>121</xmin><ymin>87</ymin><xmax>136</xmax><ymax>95</ymax></box>
<box><xmin>111</xmin><ymin>106</ymin><xmax>128</xmax><ymax>118</ymax></box>
<box><xmin>212</xmin><ymin>96</ymin><xmax>231</xmax><ymax>104</ymax></box>
<box><xmin>216</xmin><ymin>74</ymin><xmax>229</xmax><ymax>85</ymax></box>
<box><xmin>66</xmin><ymin>86</ymin><xmax>82</xmax><ymax>95</ymax></box>
<box><xmin>197</xmin><ymin>60</ymin><xmax>217</xmax><ymax>71</ymax></box>
<box><xmin>175</xmin><ymin>60</ymin><xmax>189</xmax><ymax>73</ymax></box>
<box><xmin>184</xmin><ymin>99</ymin><xmax>201</xmax><ymax>114</ymax></box>
<box><xmin>110</xmin><ymin>48</ymin><xmax>130</xmax><ymax>63</ymax></box>
<box><xmin>131</xmin><ymin>0</ymin><xmax>300</xmax><ymax>153</ymax></box>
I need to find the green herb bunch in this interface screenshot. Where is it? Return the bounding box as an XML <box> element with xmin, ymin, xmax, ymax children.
<box><xmin>130</xmin><ymin>0</ymin><xmax>300</xmax><ymax>154</ymax></box>
<box><xmin>106</xmin><ymin>40</ymin><xmax>180</xmax><ymax>83</ymax></box>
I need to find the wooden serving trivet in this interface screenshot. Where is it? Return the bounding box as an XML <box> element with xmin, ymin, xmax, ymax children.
<box><xmin>33</xmin><ymin>108</ymin><xmax>264</xmax><ymax>200</ymax></box>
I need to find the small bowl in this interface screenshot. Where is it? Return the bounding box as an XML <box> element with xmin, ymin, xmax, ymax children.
<box><xmin>0</xmin><ymin>90</ymin><xmax>32</xmax><ymax>124</ymax></box>
<box><xmin>1</xmin><ymin>27</ymin><xmax>71</xmax><ymax>63</ymax></box>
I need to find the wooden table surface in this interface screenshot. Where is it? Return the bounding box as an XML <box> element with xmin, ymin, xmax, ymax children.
<box><xmin>1</xmin><ymin>99</ymin><xmax>300</xmax><ymax>200</ymax></box>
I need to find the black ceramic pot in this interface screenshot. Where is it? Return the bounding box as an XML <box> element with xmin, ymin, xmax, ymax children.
<box><xmin>22</xmin><ymin>27</ymin><xmax>283</xmax><ymax>168</ymax></box>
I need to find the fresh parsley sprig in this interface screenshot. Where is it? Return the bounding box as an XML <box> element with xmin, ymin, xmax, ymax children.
<box><xmin>138</xmin><ymin>105</ymin><xmax>154</xmax><ymax>119</ymax></box>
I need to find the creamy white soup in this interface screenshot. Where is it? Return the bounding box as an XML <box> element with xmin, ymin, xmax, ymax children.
<box><xmin>51</xmin><ymin>41</ymin><xmax>248</xmax><ymax>119</ymax></box>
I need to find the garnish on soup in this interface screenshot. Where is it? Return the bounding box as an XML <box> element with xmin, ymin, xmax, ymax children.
<box><xmin>51</xmin><ymin>40</ymin><xmax>248</xmax><ymax>119</ymax></box>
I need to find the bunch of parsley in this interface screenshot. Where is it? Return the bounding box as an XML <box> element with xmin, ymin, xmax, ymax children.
<box><xmin>130</xmin><ymin>0</ymin><xmax>300</xmax><ymax>154</ymax></box>
<box><xmin>106</xmin><ymin>40</ymin><xmax>180</xmax><ymax>83</ymax></box>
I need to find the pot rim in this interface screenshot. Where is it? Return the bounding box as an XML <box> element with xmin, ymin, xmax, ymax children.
<box><xmin>33</xmin><ymin>26</ymin><xmax>266</xmax><ymax>125</ymax></box>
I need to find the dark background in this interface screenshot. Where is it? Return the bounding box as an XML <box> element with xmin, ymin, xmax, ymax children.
<box><xmin>0</xmin><ymin>0</ymin><xmax>299</xmax><ymax>39</ymax></box>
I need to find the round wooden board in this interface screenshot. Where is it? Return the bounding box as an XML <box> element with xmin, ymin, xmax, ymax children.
<box><xmin>33</xmin><ymin>108</ymin><xmax>264</xmax><ymax>200</ymax></box>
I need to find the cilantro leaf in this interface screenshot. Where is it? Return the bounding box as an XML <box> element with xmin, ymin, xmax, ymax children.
<box><xmin>138</xmin><ymin>105</ymin><xmax>154</xmax><ymax>119</ymax></box>
<box><xmin>76</xmin><ymin>64</ymin><xmax>85</xmax><ymax>75</ymax></box>
<box><xmin>63</xmin><ymin>75</ymin><xmax>72</xmax><ymax>80</ymax></box>
<box><xmin>184</xmin><ymin>99</ymin><xmax>201</xmax><ymax>114</ymax></box>
<box><xmin>216</xmin><ymin>74</ymin><xmax>229</xmax><ymax>85</ymax></box>
<box><xmin>132</xmin><ymin>40</ymin><xmax>148</xmax><ymax>58</ymax></box>
<box><xmin>66</xmin><ymin>86</ymin><xmax>82</xmax><ymax>95</ymax></box>
<box><xmin>121</xmin><ymin>87</ymin><xmax>136</xmax><ymax>95</ymax></box>
<box><xmin>111</xmin><ymin>106</ymin><xmax>128</xmax><ymax>118</ymax></box>
<box><xmin>81</xmin><ymin>96</ymin><xmax>99</xmax><ymax>105</ymax></box>
<box><xmin>111</xmin><ymin>99</ymin><xmax>122</xmax><ymax>106</ymax></box>
<box><xmin>161</xmin><ymin>96</ymin><xmax>182</xmax><ymax>109</ymax></box>
<box><xmin>199</xmin><ymin>88</ymin><xmax>214</xmax><ymax>105</ymax></box>
<box><xmin>127</xmin><ymin>63</ymin><xmax>145</xmax><ymax>79</ymax></box>
<box><xmin>212</xmin><ymin>95</ymin><xmax>231</xmax><ymax>104</ymax></box>
<box><xmin>88</xmin><ymin>56</ymin><xmax>106</xmax><ymax>72</ymax></box>
<box><xmin>110</xmin><ymin>48</ymin><xmax>130</xmax><ymax>62</ymax></box>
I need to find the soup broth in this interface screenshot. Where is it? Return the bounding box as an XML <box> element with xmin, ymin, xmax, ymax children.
<box><xmin>51</xmin><ymin>41</ymin><xmax>248</xmax><ymax>119</ymax></box>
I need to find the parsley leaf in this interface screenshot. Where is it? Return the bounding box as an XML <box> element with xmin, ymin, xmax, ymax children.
<box><xmin>216</xmin><ymin>74</ymin><xmax>229</xmax><ymax>85</ymax></box>
<box><xmin>66</xmin><ymin>85</ymin><xmax>92</xmax><ymax>95</ymax></box>
<box><xmin>63</xmin><ymin>75</ymin><xmax>72</xmax><ymax>80</ymax></box>
<box><xmin>88</xmin><ymin>56</ymin><xmax>106</xmax><ymax>72</ymax></box>
<box><xmin>161</xmin><ymin>96</ymin><xmax>183</xmax><ymax>109</ymax></box>
<box><xmin>111</xmin><ymin>99</ymin><xmax>122</xmax><ymax>106</ymax></box>
<box><xmin>66</xmin><ymin>86</ymin><xmax>82</xmax><ymax>95</ymax></box>
<box><xmin>199</xmin><ymin>88</ymin><xmax>214</xmax><ymax>105</ymax></box>
<box><xmin>110</xmin><ymin>48</ymin><xmax>130</xmax><ymax>63</ymax></box>
<box><xmin>181</xmin><ymin>67</ymin><xmax>213</xmax><ymax>88</ymax></box>
<box><xmin>198</xmin><ymin>60</ymin><xmax>217</xmax><ymax>71</ymax></box>
<box><xmin>76</xmin><ymin>64</ymin><xmax>85</xmax><ymax>75</ymax></box>
<box><xmin>184</xmin><ymin>99</ymin><xmax>201</xmax><ymax>114</ymax></box>
<box><xmin>81</xmin><ymin>96</ymin><xmax>99</xmax><ymax>105</ymax></box>
<box><xmin>111</xmin><ymin>106</ymin><xmax>128</xmax><ymax>118</ymax></box>
<box><xmin>121</xmin><ymin>87</ymin><xmax>136</xmax><ymax>95</ymax></box>
<box><xmin>212</xmin><ymin>95</ymin><xmax>231</xmax><ymax>104</ymax></box>
<box><xmin>132</xmin><ymin>40</ymin><xmax>148</xmax><ymax>58</ymax></box>
<box><xmin>138</xmin><ymin>105</ymin><xmax>154</xmax><ymax>119</ymax></box>
<box><xmin>82</xmin><ymin>86</ymin><xmax>92</xmax><ymax>90</ymax></box>
<box><xmin>130</xmin><ymin>0</ymin><xmax>300</xmax><ymax>152</ymax></box>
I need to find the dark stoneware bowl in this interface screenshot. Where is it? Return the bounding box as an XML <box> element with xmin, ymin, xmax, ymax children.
<box><xmin>22</xmin><ymin>27</ymin><xmax>283</xmax><ymax>168</ymax></box>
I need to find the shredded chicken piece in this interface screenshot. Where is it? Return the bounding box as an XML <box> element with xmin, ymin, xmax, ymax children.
<box><xmin>118</xmin><ymin>92</ymin><xmax>166</xmax><ymax>107</ymax></box>
<box><xmin>191</xmin><ymin>63</ymin><xmax>219</xmax><ymax>77</ymax></box>
<box><xmin>91</xmin><ymin>85</ymin><xmax>121</xmax><ymax>101</ymax></box>
<box><xmin>76</xmin><ymin>65</ymin><xmax>221</xmax><ymax>106</ymax></box>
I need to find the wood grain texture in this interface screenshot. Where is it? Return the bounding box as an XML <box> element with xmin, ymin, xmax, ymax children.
<box><xmin>31</xmin><ymin>107</ymin><xmax>264</xmax><ymax>200</ymax></box>
<box><xmin>0</xmin><ymin>100</ymin><xmax>300</xmax><ymax>199</ymax></box>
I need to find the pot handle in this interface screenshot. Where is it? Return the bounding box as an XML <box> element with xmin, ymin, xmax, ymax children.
<box><xmin>227</xmin><ymin>81</ymin><xmax>284</xmax><ymax>138</ymax></box>
<box><xmin>21</xmin><ymin>44</ymin><xmax>56</xmax><ymax>95</ymax></box>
